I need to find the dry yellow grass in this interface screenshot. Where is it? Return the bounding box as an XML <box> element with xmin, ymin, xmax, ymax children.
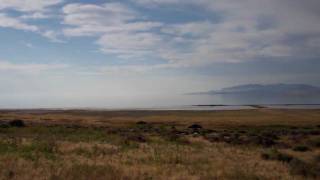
<box><xmin>0</xmin><ymin>109</ymin><xmax>319</xmax><ymax>179</ymax></box>
<box><xmin>1</xmin><ymin>109</ymin><xmax>320</xmax><ymax>128</ymax></box>
<box><xmin>0</xmin><ymin>139</ymin><xmax>297</xmax><ymax>180</ymax></box>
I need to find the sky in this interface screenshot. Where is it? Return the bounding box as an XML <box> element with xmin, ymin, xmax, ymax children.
<box><xmin>0</xmin><ymin>0</ymin><xmax>320</xmax><ymax>108</ymax></box>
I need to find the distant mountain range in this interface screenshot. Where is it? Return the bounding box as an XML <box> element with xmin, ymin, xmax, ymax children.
<box><xmin>191</xmin><ymin>84</ymin><xmax>320</xmax><ymax>97</ymax></box>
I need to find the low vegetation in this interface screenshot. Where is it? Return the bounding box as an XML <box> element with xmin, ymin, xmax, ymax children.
<box><xmin>0</xmin><ymin>109</ymin><xmax>319</xmax><ymax>179</ymax></box>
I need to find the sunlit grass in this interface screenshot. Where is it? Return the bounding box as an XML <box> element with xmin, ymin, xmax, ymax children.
<box><xmin>0</xmin><ymin>109</ymin><xmax>319</xmax><ymax>179</ymax></box>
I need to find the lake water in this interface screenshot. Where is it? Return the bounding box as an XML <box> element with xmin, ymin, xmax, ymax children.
<box><xmin>1</xmin><ymin>93</ymin><xmax>320</xmax><ymax>110</ymax></box>
<box><xmin>124</xmin><ymin>94</ymin><xmax>320</xmax><ymax>110</ymax></box>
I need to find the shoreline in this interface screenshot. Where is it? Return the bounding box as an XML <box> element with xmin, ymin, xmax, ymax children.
<box><xmin>0</xmin><ymin>103</ymin><xmax>320</xmax><ymax>111</ymax></box>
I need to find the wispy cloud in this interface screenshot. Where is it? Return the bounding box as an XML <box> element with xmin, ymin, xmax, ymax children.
<box><xmin>20</xmin><ymin>41</ymin><xmax>34</xmax><ymax>48</ymax></box>
<box><xmin>0</xmin><ymin>0</ymin><xmax>63</xmax><ymax>42</ymax></box>
<box><xmin>131</xmin><ymin>0</ymin><xmax>320</xmax><ymax>65</ymax></box>
<box><xmin>0</xmin><ymin>13</ymin><xmax>65</xmax><ymax>42</ymax></box>
<box><xmin>41</xmin><ymin>30</ymin><xmax>65</xmax><ymax>43</ymax></box>
<box><xmin>0</xmin><ymin>0</ymin><xmax>63</xmax><ymax>12</ymax></box>
<box><xmin>0</xmin><ymin>13</ymin><xmax>38</xmax><ymax>31</ymax></box>
<box><xmin>20</xmin><ymin>12</ymin><xmax>51</xmax><ymax>19</ymax></box>
<box><xmin>1</xmin><ymin>0</ymin><xmax>320</xmax><ymax>69</ymax></box>
<box><xmin>0</xmin><ymin>61</ymin><xmax>68</xmax><ymax>73</ymax></box>
<box><xmin>62</xmin><ymin>3</ymin><xmax>163</xmax><ymax>58</ymax></box>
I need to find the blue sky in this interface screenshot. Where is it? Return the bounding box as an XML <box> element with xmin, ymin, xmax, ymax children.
<box><xmin>0</xmin><ymin>0</ymin><xmax>320</xmax><ymax>108</ymax></box>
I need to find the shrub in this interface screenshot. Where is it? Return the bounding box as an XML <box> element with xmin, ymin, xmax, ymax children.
<box><xmin>277</xmin><ymin>152</ymin><xmax>294</xmax><ymax>163</ymax></box>
<box><xmin>250</xmin><ymin>135</ymin><xmax>276</xmax><ymax>147</ymax></box>
<box><xmin>261</xmin><ymin>149</ymin><xmax>293</xmax><ymax>163</ymax></box>
<box><xmin>125</xmin><ymin>134</ymin><xmax>147</xmax><ymax>143</ymax></box>
<box><xmin>260</xmin><ymin>152</ymin><xmax>270</xmax><ymax>160</ymax></box>
<box><xmin>19</xmin><ymin>140</ymin><xmax>58</xmax><ymax>160</ymax></box>
<box><xmin>136</xmin><ymin>121</ymin><xmax>147</xmax><ymax>125</ymax></box>
<box><xmin>9</xmin><ymin>120</ymin><xmax>25</xmax><ymax>127</ymax></box>
<box><xmin>289</xmin><ymin>158</ymin><xmax>320</xmax><ymax>178</ymax></box>
<box><xmin>308</xmin><ymin>138</ymin><xmax>320</xmax><ymax>148</ymax></box>
<box><xmin>188</xmin><ymin>124</ymin><xmax>202</xmax><ymax>129</ymax></box>
<box><xmin>0</xmin><ymin>140</ymin><xmax>18</xmax><ymax>155</ymax></box>
<box><xmin>289</xmin><ymin>159</ymin><xmax>310</xmax><ymax>177</ymax></box>
<box><xmin>314</xmin><ymin>154</ymin><xmax>320</xmax><ymax>162</ymax></box>
<box><xmin>260</xmin><ymin>131</ymin><xmax>279</xmax><ymax>140</ymax></box>
<box><xmin>293</xmin><ymin>145</ymin><xmax>310</xmax><ymax>152</ymax></box>
<box><xmin>0</xmin><ymin>121</ymin><xmax>9</xmax><ymax>128</ymax></box>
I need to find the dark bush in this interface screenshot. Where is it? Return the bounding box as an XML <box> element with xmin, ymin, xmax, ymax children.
<box><xmin>249</xmin><ymin>136</ymin><xmax>276</xmax><ymax>147</ymax></box>
<box><xmin>260</xmin><ymin>137</ymin><xmax>276</xmax><ymax>147</ymax></box>
<box><xmin>308</xmin><ymin>138</ymin><xmax>320</xmax><ymax>147</ymax></box>
<box><xmin>289</xmin><ymin>158</ymin><xmax>320</xmax><ymax>178</ymax></box>
<box><xmin>165</xmin><ymin>132</ymin><xmax>190</xmax><ymax>145</ymax></box>
<box><xmin>205</xmin><ymin>133</ymin><xmax>221</xmax><ymax>142</ymax></box>
<box><xmin>261</xmin><ymin>149</ymin><xmax>293</xmax><ymax>163</ymax></box>
<box><xmin>0</xmin><ymin>121</ymin><xmax>9</xmax><ymax>128</ymax></box>
<box><xmin>277</xmin><ymin>152</ymin><xmax>294</xmax><ymax>163</ymax></box>
<box><xmin>238</xmin><ymin>130</ymin><xmax>247</xmax><ymax>134</ymax></box>
<box><xmin>136</xmin><ymin>121</ymin><xmax>147</xmax><ymax>125</ymax></box>
<box><xmin>65</xmin><ymin>124</ymin><xmax>81</xmax><ymax>129</ymax></box>
<box><xmin>135</xmin><ymin>121</ymin><xmax>154</xmax><ymax>133</ymax></box>
<box><xmin>293</xmin><ymin>145</ymin><xmax>310</xmax><ymax>152</ymax></box>
<box><xmin>9</xmin><ymin>120</ymin><xmax>25</xmax><ymax>127</ymax></box>
<box><xmin>314</xmin><ymin>154</ymin><xmax>320</xmax><ymax>162</ymax></box>
<box><xmin>260</xmin><ymin>131</ymin><xmax>279</xmax><ymax>140</ymax></box>
<box><xmin>308</xmin><ymin>130</ymin><xmax>320</xmax><ymax>135</ymax></box>
<box><xmin>261</xmin><ymin>152</ymin><xmax>271</xmax><ymax>160</ymax></box>
<box><xmin>289</xmin><ymin>159</ymin><xmax>311</xmax><ymax>177</ymax></box>
<box><xmin>188</xmin><ymin>124</ymin><xmax>202</xmax><ymax>129</ymax></box>
<box><xmin>125</xmin><ymin>134</ymin><xmax>147</xmax><ymax>143</ymax></box>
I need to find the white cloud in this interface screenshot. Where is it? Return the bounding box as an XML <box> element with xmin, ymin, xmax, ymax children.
<box><xmin>97</xmin><ymin>32</ymin><xmax>162</xmax><ymax>58</ymax></box>
<box><xmin>0</xmin><ymin>13</ymin><xmax>38</xmax><ymax>31</ymax></box>
<box><xmin>2</xmin><ymin>0</ymin><xmax>318</xmax><ymax>71</ymax></box>
<box><xmin>0</xmin><ymin>61</ymin><xmax>68</xmax><ymax>73</ymax></box>
<box><xmin>41</xmin><ymin>30</ymin><xmax>65</xmax><ymax>43</ymax></box>
<box><xmin>62</xmin><ymin>3</ymin><xmax>164</xmax><ymax>58</ymax></box>
<box><xmin>0</xmin><ymin>13</ymin><xmax>64</xmax><ymax>43</ymax></box>
<box><xmin>63</xmin><ymin>21</ymin><xmax>162</xmax><ymax>37</ymax></box>
<box><xmin>0</xmin><ymin>0</ymin><xmax>63</xmax><ymax>42</ymax></box>
<box><xmin>96</xmin><ymin>62</ymin><xmax>194</xmax><ymax>75</ymax></box>
<box><xmin>0</xmin><ymin>0</ymin><xmax>62</xmax><ymax>12</ymax></box>
<box><xmin>60</xmin><ymin>0</ymin><xmax>320</xmax><ymax>67</ymax></box>
<box><xmin>62</xmin><ymin>2</ymin><xmax>137</xmax><ymax>36</ymax></box>
<box><xmin>20</xmin><ymin>12</ymin><xmax>50</xmax><ymax>19</ymax></box>
<box><xmin>62</xmin><ymin>2</ymin><xmax>163</xmax><ymax>38</ymax></box>
<box><xmin>131</xmin><ymin>0</ymin><xmax>320</xmax><ymax>65</ymax></box>
<box><xmin>20</xmin><ymin>41</ymin><xmax>34</xmax><ymax>48</ymax></box>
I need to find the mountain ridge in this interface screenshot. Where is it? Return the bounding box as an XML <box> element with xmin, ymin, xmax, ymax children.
<box><xmin>190</xmin><ymin>84</ymin><xmax>320</xmax><ymax>96</ymax></box>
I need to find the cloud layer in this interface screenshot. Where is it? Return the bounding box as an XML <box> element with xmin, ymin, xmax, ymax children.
<box><xmin>0</xmin><ymin>0</ymin><xmax>63</xmax><ymax>42</ymax></box>
<box><xmin>61</xmin><ymin>0</ymin><xmax>320</xmax><ymax>68</ymax></box>
<box><xmin>132</xmin><ymin>0</ymin><xmax>320</xmax><ymax>64</ymax></box>
<box><xmin>0</xmin><ymin>0</ymin><xmax>320</xmax><ymax>69</ymax></box>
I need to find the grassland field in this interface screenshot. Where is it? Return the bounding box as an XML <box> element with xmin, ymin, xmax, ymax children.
<box><xmin>0</xmin><ymin>109</ymin><xmax>320</xmax><ymax>180</ymax></box>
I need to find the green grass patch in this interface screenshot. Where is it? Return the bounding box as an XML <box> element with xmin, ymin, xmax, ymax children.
<box><xmin>0</xmin><ymin>139</ymin><xmax>58</xmax><ymax>161</ymax></box>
